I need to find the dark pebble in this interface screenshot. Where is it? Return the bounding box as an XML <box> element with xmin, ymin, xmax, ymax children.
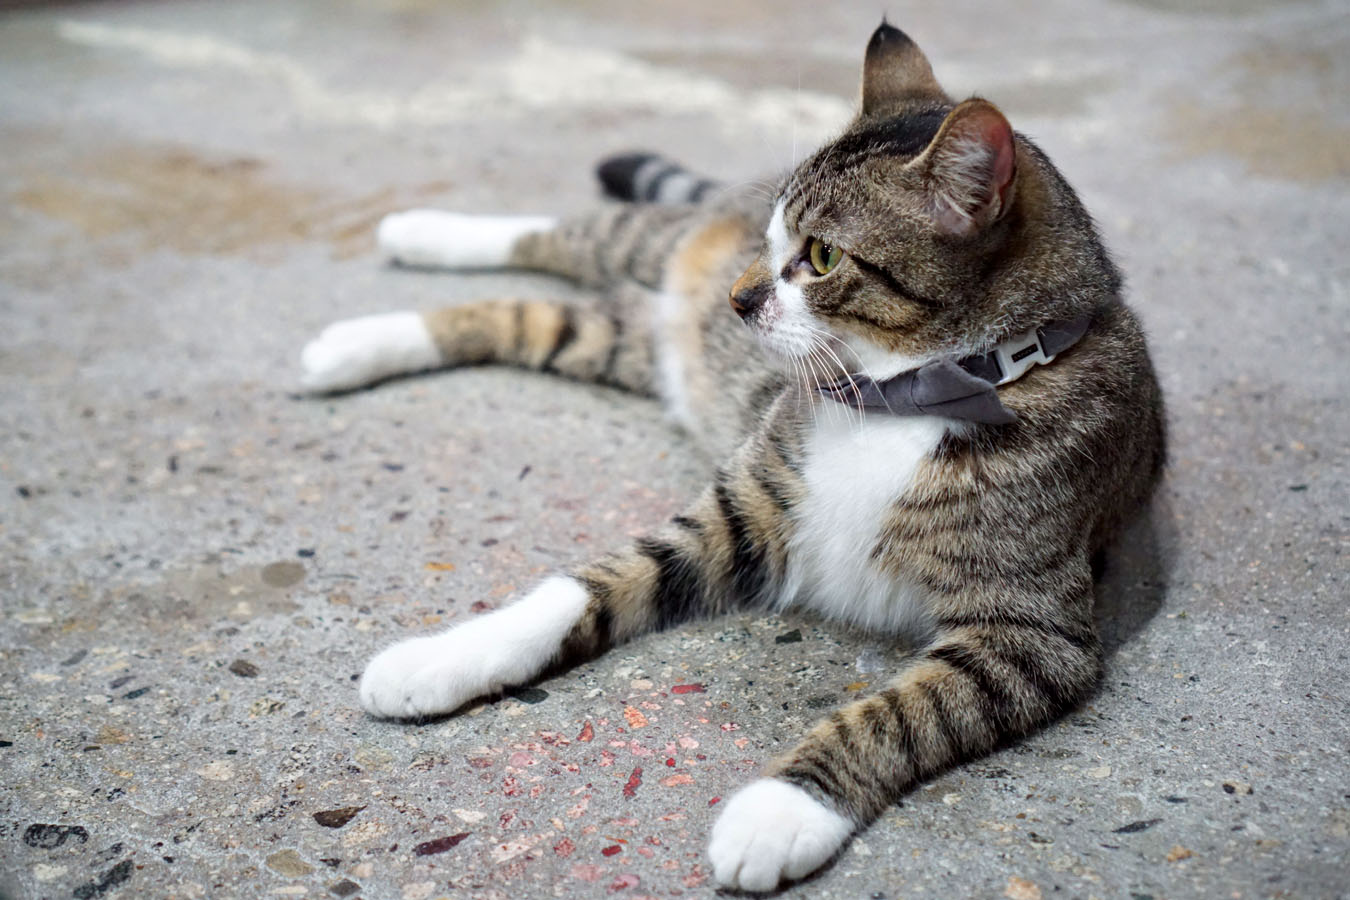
<box><xmin>73</xmin><ymin>858</ymin><xmax>133</xmax><ymax>900</ymax></box>
<box><xmin>167</xmin><ymin>455</ymin><xmax>178</xmax><ymax>473</ymax></box>
<box><xmin>0</xmin><ymin>740</ymin><xmax>13</xmax><ymax>748</ymax></box>
<box><xmin>109</xmin><ymin>675</ymin><xmax>134</xmax><ymax>690</ymax></box>
<box><xmin>330</xmin><ymin>880</ymin><xmax>361</xmax><ymax>897</ymax></box>
<box><xmin>1113</xmin><ymin>818</ymin><xmax>1162</xmax><ymax>834</ymax></box>
<box><xmin>123</xmin><ymin>687</ymin><xmax>151</xmax><ymax>700</ymax></box>
<box><xmin>17</xmin><ymin>485</ymin><xmax>31</xmax><ymax>498</ymax></box>
<box><xmin>319</xmin><ymin>858</ymin><xmax>342</xmax><ymax>868</ymax></box>
<box><xmin>297</xmin><ymin>548</ymin><xmax>316</xmax><ymax>558</ymax></box>
<box><xmin>512</xmin><ymin>687</ymin><xmax>549</xmax><ymax>704</ymax></box>
<box><xmin>312</xmin><ymin>806</ymin><xmax>365</xmax><ymax>829</ymax></box>
<box><xmin>412</xmin><ymin>832</ymin><xmax>471</xmax><ymax>856</ymax></box>
<box><xmin>518</xmin><ymin>465</ymin><xmax>532</xmax><ymax>480</ymax></box>
<box><xmin>1288</xmin><ymin>484</ymin><xmax>1308</xmax><ymax>492</ymax></box>
<box><xmin>1164</xmin><ymin>795</ymin><xmax>1187</xmax><ymax>803</ymax></box>
<box><xmin>23</xmin><ymin>824</ymin><xmax>89</xmax><ymax>849</ymax></box>
<box><xmin>229</xmin><ymin>659</ymin><xmax>260</xmax><ymax>678</ymax></box>
<box><xmin>62</xmin><ymin>649</ymin><xmax>88</xmax><ymax>667</ymax></box>
<box><xmin>775</xmin><ymin>629</ymin><xmax>803</xmax><ymax>644</ymax></box>
<box><xmin>389</xmin><ymin>510</ymin><xmax>409</xmax><ymax>522</ymax></box>
<box><xmin>382</xmin><ymin>463</ymin><xmax>405</xmax><ymax>472</ymax></box>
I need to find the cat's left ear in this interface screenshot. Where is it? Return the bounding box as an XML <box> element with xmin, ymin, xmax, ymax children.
<box><xmin>914</xmin><ymin>99</ymin><xmax>1018</xmax><ymax>237</ymax></box>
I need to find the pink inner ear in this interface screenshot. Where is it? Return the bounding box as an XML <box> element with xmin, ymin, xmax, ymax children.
<box><xmin>980</xmin><ymin>114</ymin><xmax>1016</xmax><ymax>208</ymax></box>
<box><xmin>930</xmin><ymin>105</ymin><xmax>1017</xmax><ymax>235</ymax></box>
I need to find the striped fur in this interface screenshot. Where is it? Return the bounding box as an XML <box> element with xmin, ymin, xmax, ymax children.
<box><xmin>326</xmin><ymin>20</ymin><xmax>1165</xmax><ymax>893</ymax></box>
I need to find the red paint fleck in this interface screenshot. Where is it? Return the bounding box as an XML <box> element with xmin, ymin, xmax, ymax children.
<box><xmin>623</xmin><ymin>706</ymin><xmax>649</xmax><ymax>729</ymax></box>
<box><xmin>720</xmin><ymin>722</ymin><xmax>740</xmax><ymax>732</ymax></box>
<box><xmin>577</xmin><ymin>721</ymin><xmax>595</xmax><ymax>743</ymax></box>
<box><xmin>554</xmin><ymin>837</ymin><xmax>576</xmax><ymax>858</ymax></box>
<box><xmin>708</xmin><ymin>796</ymin><xmax>721</xmax><ymax>806</ymax></box>
<box><xmin>622</xmin><ymin>766</ymin><xmax>643</xmax><ymax>798</ymax></box>
<box><xmin>683</xmin><ymin>866</ymin><xmax>708</xmax><ymax>888</ymax></box>
<box><xmin>508</xmin><ymin>751</ymin><xmax>535</xmax><ymax>767</ymax></box>
<box><xmin>608</xmin><ymin>873</ymin><xmax>641</xmax><ymax>892</ymax></box>
<box><xmin>665</xmin><ymin>757</ymin><xmax>676</xmax><ymax>767</ymax></box>
<box><xmin>599</xmin><ymin>750</ymin><xmax>616</xmax><ymax>767</ymax></box>
<box><xmin>469</xmin><ymin>600</ymin><xmax>493</xmax><ymax>613</ymax></box>
<box><xmin>671</xmin><ymin>683</ymin><xmax>706</xmax><ymax>694</ymax></box>
<box><xmin>661</xmin><ymin>774</ymin><xmax>694</xmax><ymax>787</ymax></box>
<box><xmin>601</xmin><ymin>844</ymin><xmax>623</xmax><ymax>857</ymax></box>
<box><xmin>502</xmin><ymin>775</ymin><xmax>522</xmax><ymax>796</ymax></box>
<box><xmin>412</xmin><ymin>832</ymin><xmax>471</xmax><ymax>856</ymax></box>
<box><xmin>571</xmin><ymin>863</ymin><xmax>606</xmax><ymax>881</ymax></box>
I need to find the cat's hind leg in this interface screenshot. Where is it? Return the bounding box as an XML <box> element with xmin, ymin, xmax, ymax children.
<box><xmin>379</xmin><ymin>204</ymin><xmax>702</xmax><ymax>289</ymax></box>
<box><xmin>299</xmin><ymin>293</ymin><xmax>654</xmax><ymax>394</ymax></box>
<box><xmin>377</xmin><ymin>211</ymin><xmax>556</xmax><ymax>269</ymax></box>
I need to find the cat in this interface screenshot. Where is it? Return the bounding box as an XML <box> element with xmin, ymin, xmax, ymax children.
<box><xmin>299</xmin><ymin>22</ymin><xmax>1165</xmax><ymax>892</ymax></box>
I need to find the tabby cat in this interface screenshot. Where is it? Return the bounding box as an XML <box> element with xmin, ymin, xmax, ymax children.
<box><xmin>300</xmin><ymin>23</ymin><xmax>1165</xmax><ymax>891</ymax></box>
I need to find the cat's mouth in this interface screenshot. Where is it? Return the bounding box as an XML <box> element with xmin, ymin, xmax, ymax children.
<box><xmin>745</xmin><ymin>310</ymin><xmax>855</xmax><ymax>388</ymax></box>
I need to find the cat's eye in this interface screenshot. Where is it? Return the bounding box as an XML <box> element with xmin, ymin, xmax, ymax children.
<box><xmin>807</xmin><ymin>238</ymin><xmax>843</xmax><ymax>275</ymax></box>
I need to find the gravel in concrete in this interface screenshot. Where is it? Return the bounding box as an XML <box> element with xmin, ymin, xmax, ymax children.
<box><xmin>1</xmin><ymin>1</ymin><xmax>1347</xmax><ymax>898</ymax></box>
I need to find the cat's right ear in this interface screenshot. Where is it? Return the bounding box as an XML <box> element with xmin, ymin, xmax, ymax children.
<box><xmin>860</xmin><ymin>21</ymin><xmax>950</xmax><ymax>114</ymax></box>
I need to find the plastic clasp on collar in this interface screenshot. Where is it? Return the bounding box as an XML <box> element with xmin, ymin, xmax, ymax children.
<box><xmin>992</xmin><ymin>328</ymin><xmax>1055</xmax><ymax>386</ymax></box>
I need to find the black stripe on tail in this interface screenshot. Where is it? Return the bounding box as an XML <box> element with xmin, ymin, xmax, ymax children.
<box><xmin>596</xmin><ymin>152</ymin><xmax>719</xmax><ymax>203</ymax></box>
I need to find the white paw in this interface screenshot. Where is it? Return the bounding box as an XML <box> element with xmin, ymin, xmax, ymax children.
<box><xmin>708</xmin><ymin>778</ymin><xmax>853</xmax><ymax>892</ymax></box>
<box><xmin>377</xmin><ymin>209</ymin><xmax>556</xmax><ymax>268</ymax></box>
<box><xmin>299</xmin><ymin>311</ymin><xmax>441</xmax><ymax>393</ymax></box>
<box><xmin>359</xmin><ymin>576</ymin><xmax>589</xmax><ymax>719</ymax></box>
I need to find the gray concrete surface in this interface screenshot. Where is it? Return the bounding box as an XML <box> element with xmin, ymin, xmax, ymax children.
<box><xmin>2</xmin><ymin>1</ymin><xmax>1347</xmax><ymax>898</ymax></box>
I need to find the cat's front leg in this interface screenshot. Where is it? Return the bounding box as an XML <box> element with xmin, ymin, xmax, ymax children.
<box><xmin>709</xmin><ymin>613</ymin><xmax>1101</xmax><ymax>891</ymax></box>
<box><xmin>361</xmin><ymin>463</ymin><xmax>789</xmax><ymax>718</ymax></box>
<box><xmin>359</xmin><ymin>576</ymin><xmax>590</xmax><ymax>718</ymax></box>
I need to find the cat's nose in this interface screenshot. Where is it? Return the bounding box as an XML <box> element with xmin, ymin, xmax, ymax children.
<box><xmin>729</xmin><ymin>280</ymin><xmax>770</xmax><ymax>320</ymax></box>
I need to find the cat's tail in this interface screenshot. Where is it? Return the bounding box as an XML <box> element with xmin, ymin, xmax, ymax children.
<box><xmin>596</xmin><ymin>152</ymin><xmax>720</xmax><ymax>204</ymax></box>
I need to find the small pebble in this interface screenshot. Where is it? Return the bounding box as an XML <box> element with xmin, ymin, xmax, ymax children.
<box><xmin>228</xmin><ymin>659</ymin><xmax>260</xmax><ymax>678</ymax></box>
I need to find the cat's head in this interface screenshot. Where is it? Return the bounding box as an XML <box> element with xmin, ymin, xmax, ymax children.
<box><xmin>731</xmin><ymin>23</ymin><xmax>1113</xmax><ymax>382</ymax></box>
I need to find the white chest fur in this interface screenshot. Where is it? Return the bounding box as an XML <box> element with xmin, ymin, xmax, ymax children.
<box><xmin>780</xmin><ymin>409</ymin><xmax>949</xmax><ymax>635</ymax></box>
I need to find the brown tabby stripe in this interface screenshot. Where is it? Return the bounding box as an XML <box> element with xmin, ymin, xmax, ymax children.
<box><xmin>633</xmin><ymin>536</ymin><xmax>708</xmax><ymax>630</ymax></box>
<box><xmin>539</xmin><ymin>307</ymin><xmax>577</xmax><ymax>373</ymax></box>
<box><xmin>714</xmin><ymin>480</ymin><xmax>769</xmax><ymax>602</ymax></box>
<box><xmin>847</xmin><ymin>253</ymin><xmax>944</xmax><ymax>309</ymax></box>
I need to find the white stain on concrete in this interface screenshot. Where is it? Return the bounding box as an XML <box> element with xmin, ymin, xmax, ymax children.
<box><xmin>58</xmin><ymin>21</ymin><xmax>852</xmax><ymax>141</ymax></box>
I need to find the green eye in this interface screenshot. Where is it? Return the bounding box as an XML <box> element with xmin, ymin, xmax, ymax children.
<box><xmin>808</xmin><ymin>238</ymin><xmax>843</xmax><ymax>275</ymax></box>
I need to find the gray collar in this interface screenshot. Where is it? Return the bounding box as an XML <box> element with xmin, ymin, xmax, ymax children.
<box><xmin>818</xmin><ymin>314</ymin><xmax>1093</xmax><ymax>424</ymax></box>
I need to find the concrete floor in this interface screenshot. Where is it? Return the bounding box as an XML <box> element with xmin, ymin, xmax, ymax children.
<box><xmin>2</xmin><ymin>1</ymin><xmax>1347</xmax><ymax>898</ymax></box>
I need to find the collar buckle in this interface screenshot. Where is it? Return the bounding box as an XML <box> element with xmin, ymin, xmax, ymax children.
<box><xmin>992</xmin><ymin>327</ymin><xmax>1056</xmax><ymax>386</ymax></box>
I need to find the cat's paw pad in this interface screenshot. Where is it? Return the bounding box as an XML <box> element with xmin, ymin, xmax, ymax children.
<box><xmin>359</xmin><ymin>630</ymin><xmax>491</xmax><ymax>719</ymax></box>
<box><xmin>377</xmin><ymin>210</ymin><xmax>555</xmax><ymax>268</ymax></box>
<box><xmin>299</xmin><ymin>311</ymin><xmax>440</xmax><ymax>393</ymax></box>
<box><xmin>708</xmin><ymin>778</ymin><xmax>853</xmax><ymax>892</ymax></box>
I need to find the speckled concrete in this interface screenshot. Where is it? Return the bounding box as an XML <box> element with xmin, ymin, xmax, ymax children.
<box><xmin>1</xmin><ymin>1</ymin><xmax>1347</xmax><ymax>899</ymax></box>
